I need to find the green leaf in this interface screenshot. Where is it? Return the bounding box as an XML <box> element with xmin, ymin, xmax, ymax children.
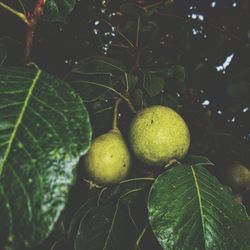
<box><xmin>123</xmin><ymin>73</ymin><xmax>138</xmax><ymax>91</ymax></box>
<box><xmin>160</xmin><ymin>65</ymin><xmax>186</xmax><ymax>94</ymax></box>
<box><xmin>65</xmin><ymin>71</ymin><xmax>113</xmax><ymax>102</ymax></box>
<box><xmin>185</xmin><ymin>155</ymin><xmax>214</xmax><ymax>167</ymax></box>
<box><xmin>20</xmin><ymin>0</ymin><xmax>76</xmax><ymax>22</ymax></box>
<box><xmin>148</xmin><ymin>164</ymin><xmax>250</xmax><ymax>250</ymax></box>
<box><xmin>76</xmin><ymin>57</ymin><xmax>127</xmax><ymax>73</ymax></box>
<box><xmin>0</xmin><ymin>66</ymin><xmax>92</xmax><ymax>248</ymax></box>
<box><xmin>168</xmin><ymin>65</ymin><xmax>186</xmax><ymax>82</ymax></box>
<box><xmin>43</xmin><ymin>0</ymin><xmax>76</xmax><ymax>22</ymax></box>
<box><xmin>67</xmin><ymin>198</ymin><xmax>97</xmax><ymax>239</ymax></box>
<box><xmin>157</xmin><ymin>65</ymin><xmax>186</xmax><ymax>82</ymax></box>
<box><xmin>74</xmin><ymin>204</ymin><xmax>137</xmax><ymax>250</ymax></box>
<box><xmin>227</xmin><ymin>82</ymin><xmax>250</xmax><ymax>98</ymax></box>
<box><xmin>132</xmin><ymin>88</ymin><xmax>144</xmax><ymax>109</ymax></box>
<box><xmin>65</xmin><ymin>57</ymin><xmax>127</xmax><ymax>102</ymax></box>
<box><xmin>143</xmin><ymin>72</ymin><xmax>165</xmax><ymax>97</ymax></box>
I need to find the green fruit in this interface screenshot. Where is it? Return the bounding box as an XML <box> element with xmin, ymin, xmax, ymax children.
<box><xmin>223</xmin><ymin>162</ymin><xmax>250</xmax><ymax>193</ymax></box>
<box><xmin>129</xmin><ymin>105</ymin><xmax>190</xmax><ymax>166</ymax></box>
<box><xmin>83</xmin><ymin>129</ymin><xmax>131</xmax><ymax>185</ymax></box>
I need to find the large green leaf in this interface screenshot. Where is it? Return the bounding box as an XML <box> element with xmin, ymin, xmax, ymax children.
<box><xmin>148</xmin><ymin>163</ymin><xmax>250</xmax><ymax>250</ymax></box>
<box><xmin>66</xmin><ymin>56</ymin><xmax>127</xmax><ymax>102</ymax></box>
<box><xmin>0</xmin><ymin>66</ymin><xmax>92</xmax><ymax>248</ymax></box>
<box><xmin>74</xmin><ymin>203</ymin><xmax>137</xmax><ymax>250</ymax></box>
<box><xmin>19</xmin><ymin>0</ymin><xmax>76</xmax><ymax>22</ymax></box>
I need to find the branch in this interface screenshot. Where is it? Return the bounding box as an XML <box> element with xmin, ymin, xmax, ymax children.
<box><xmin>24</xmin><ymin>0</ymin><xmax>46</xmax><ymax>64</ymax></box>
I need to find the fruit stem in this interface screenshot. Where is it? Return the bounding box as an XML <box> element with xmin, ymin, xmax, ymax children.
<box><xmin>113</xmin><ymin>98</ymin><xmax>122</xmax><ymax>129</ymax></box>
<box><xmin>164</xmin><ymin>159</ymin><xmax>180</xmax><ymax>169</ymax></box>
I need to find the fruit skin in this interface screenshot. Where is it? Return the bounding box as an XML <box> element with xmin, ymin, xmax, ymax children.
<box><xmin>223</xmin><ymin>162</ymin><xmax>250</xmax><ymax>193</ymax></box>
<box><xmin>129</xmin><ymin>105</ymin><xmax>190</xmax><ymax>166</ymax></box>
<box><xmin>83</xmin><ymin>129</ymin><xmax>131</xmax><ymax>186</ymax></box>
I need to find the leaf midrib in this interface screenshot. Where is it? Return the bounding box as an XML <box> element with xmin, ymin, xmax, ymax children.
<box><xmin>0</xmin><ymin>68</ymin><xmax>42</xmax><ymax>175</ymax></box>
<box><xmin>191</xmin><ymin>166</ymin><xmax>206</xmax><ymax>250</ymax></box>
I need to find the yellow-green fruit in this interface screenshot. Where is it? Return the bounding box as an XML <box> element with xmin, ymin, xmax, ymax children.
<box><xmin>223</xmin><ymin>162</ymin><xmax>250</xmax><ymax>193</ymax></box>
<box><xmin>129</xmin><ymin>105</ymin><xmax>190</xmax><ymax>166</ymax></box>
<box><xmin>83</xmin><ymin>129</ymin><xmax>131</xmax><ymax>185</ymax></box>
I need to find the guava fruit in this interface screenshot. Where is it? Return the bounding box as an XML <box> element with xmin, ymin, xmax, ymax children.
<box><xmin>83</xmin><ymin>128</ymin><xmax>131</xmax><ymax>186</ymax></box>
<box><xmin>223</xmin><ymin>162</ymin><xmax>250</xmax><ymax>193</ymax></box>
<box><xmin>129</xmin><ymin>105</ymin><xmax>190</xmax><ymax>166</ymax></box>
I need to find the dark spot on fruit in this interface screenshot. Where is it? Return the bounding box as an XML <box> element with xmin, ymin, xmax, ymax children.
<box><xmin>151</xmin><ymin>120</ymin><xmax>154</xmax><ymax>124</ymax></box>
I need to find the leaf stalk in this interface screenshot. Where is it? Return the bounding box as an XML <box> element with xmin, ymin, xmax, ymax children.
<box><xmin>0</xmin><ymin>1</ymin><xmax>28</xmax><ymax>24</ymax></box>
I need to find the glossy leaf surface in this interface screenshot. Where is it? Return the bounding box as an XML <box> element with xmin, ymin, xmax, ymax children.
<box><xmin>148</xmin><ymin>164</ymin><xmax>250</xmax><ymax>249</ymax></box>
<box><xmin>0</xmin><ymin>66</ymin><xmax>92</xmax><ymax>248</ymax></box>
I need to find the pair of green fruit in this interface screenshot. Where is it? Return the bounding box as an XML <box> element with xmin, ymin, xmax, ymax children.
<box><xmin>83</xmin><ymin>105</ymin><xmax>190</xmax><ymax>186</ymax></box>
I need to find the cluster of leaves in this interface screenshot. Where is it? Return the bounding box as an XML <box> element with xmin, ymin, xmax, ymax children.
<box><xmin>0</xmin><ymin>0</ymin><xmax>250</xmax><ymax>250</ymax></box>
